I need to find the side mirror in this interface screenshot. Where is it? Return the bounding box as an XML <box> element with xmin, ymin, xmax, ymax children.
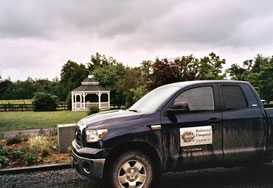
<box><xmin>166</xmin><ymin>102</ymin><xmax>190</xmax><ymax>115</ymax></box>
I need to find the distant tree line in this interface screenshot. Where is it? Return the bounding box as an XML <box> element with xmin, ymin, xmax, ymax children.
<box><xmin>1</xmin><ymin>52</ymin><xmax>273</xmax><ymax>108</ymax></box>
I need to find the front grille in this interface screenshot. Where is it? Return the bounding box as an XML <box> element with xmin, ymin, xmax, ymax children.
<box><xmin>75</xmin><ymin>126</ymin><xmax>86</xmax><ymax>147</ymax></box>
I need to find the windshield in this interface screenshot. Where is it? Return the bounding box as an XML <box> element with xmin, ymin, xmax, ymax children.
<box><xmin>128</xmin><ymin>86</ymin><xmax>180</xmax><ymax>113</ymax></box>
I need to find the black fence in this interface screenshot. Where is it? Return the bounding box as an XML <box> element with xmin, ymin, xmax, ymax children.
<box><xmin>0</xmin><ymin>102</ymin><xmax>68</xmax><ymax>112</ymax></box>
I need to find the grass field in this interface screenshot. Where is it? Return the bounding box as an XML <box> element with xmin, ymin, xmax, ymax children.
<box><xmin>0</xmin><ymin>111</ymin><xmax>88</xmax><ymax>131</ymax></box>
<box><xmin>0</xmin><ymin>99</ymin><xmax>32</xmax><ymax>104</ymax></box>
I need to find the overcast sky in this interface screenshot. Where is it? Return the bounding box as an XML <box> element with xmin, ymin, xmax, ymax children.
<box><xmin>1</xmin><ymin>0</ymin><xmax>273</xmax><ymax>81</ymax></box>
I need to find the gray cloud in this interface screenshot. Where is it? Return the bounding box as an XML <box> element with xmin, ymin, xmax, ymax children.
<box><xmin>1</xmin><ymin>0</ymin><xmax>273</xmax><ymax>80</ymax></box>
<box><xmin>1</xmin><ymin>0</ymin><xmax>273</xmax><ymax>46</ymax></box>
<box><xmin>123</xmin><ymin>0</ymin><xmax>273</xmax><ymax>48</ymax></box>
<box><xmin>0</xmin><ymin>0</ymin><xmax>179</xmax><ymax>39</ymax></box>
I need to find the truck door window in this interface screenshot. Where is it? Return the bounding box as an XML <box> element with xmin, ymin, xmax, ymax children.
<box><xmin>221</xmin><ymin>85</ymin><xmax>247</xmax><ymax>110</ymax></box>
<box><xmin>175</xmin><ymin>86</ymin><xmax>215</xmax><ymax>112</ymax></box>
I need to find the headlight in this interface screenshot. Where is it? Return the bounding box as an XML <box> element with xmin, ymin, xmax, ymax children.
<box><xmin>86</xmin><ymin>129</ymin><xmax>108</xmax><ymax>143</ymax></box>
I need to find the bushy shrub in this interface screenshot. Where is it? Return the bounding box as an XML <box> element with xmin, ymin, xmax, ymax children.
<box><xmin>38</xmin><ymin>128</ymin><xmax>45</xmax><ymax>136</ymax></box>
<box><xmin>49</xmin><ymin>128</ymin><xmax>58</xmax><ymax>136</ymax></box>
<box><xmin>67</xmin><ymin>146</ymin><xmax>72</xmax><ymax>154</ymax></box>
<box><xmin>20</xmin><ymin>148</ymin><xmax>28</xmax><ymax>153</ymax></box>
<box><xmin>6</xmin><ymin>136</ymin><xmax>22</xmax><ymax>146</ymax></box>
<box><xmin>0</xmin><ymin>156</ymin><xmax>9</xmax><ymax>167</ymax></box>
<box><xmin>41</xmin><ymin>149</ymin><xmax>49</xmax><ymax>157</ymax></box>
<box><xmin>32</xmin><ymin>92</ymin><xmax>59</xmax><ymax>111</ymax></box>
<box><xmin>88</xmin><ymin>105</ymin><xmax>99</xmax><ymax>115</ymax></box>
<box><xmin>0</xmin><ymin>145</ymin><xmax>8</xmax><ymax>156</ymax></box>
<box><xmin>29</xmin><ymin>136</ymin><xmax>49</xmax><ymax>153</ymax></box>
<box><xmin>12</xmin><ymin>149</ymin><xmax>25</xmax><ymax>159</ymax></box>
<box><xmin>49</xmin><ymin>143</ymin><xmax>58</xmax><ymax>151</ymax></box>
<box><xmin>25</xmin><ymin>154</ymin><xmax>34</xmax><ymax>166</ymax></box>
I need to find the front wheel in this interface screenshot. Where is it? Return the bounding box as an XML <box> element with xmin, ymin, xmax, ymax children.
<box><xmin>109</xmin><ymin>151</ymin><xmax>153</xmax><ymax>188</ymax></box>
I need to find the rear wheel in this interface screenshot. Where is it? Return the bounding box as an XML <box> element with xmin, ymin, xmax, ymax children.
<box><xmin>109</xmin><ymin>151</ymin><xmax>153</xmax><ymax>188</ymax></box>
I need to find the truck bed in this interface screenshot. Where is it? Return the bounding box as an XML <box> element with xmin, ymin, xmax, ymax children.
<box><xmin>265</xmin><ymin>108</ymin><xmax>273</xmax><ymax>118</ymax></box>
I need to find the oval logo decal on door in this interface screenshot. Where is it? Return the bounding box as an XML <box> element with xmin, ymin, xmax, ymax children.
<box><xmin>182</xmin><ymin>131</ymin><xmax>195</xmax><ymax>143</ymax></box>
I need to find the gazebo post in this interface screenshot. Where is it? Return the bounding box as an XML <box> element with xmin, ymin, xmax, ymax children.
<box><xmin>79</xmin><ymin>93</ymin><xmax>82</xmax><ymax>110</ymax></box>
<box><xmin>83</xmin><ymin>93</ymin><xmax>86</xmax><ymax>110</ymax></box>
<box><xmin>71</xmin><ymin>92</ymin><xmax>74</xmax><ymax>111</ymax></box>
<box><xmin>98</xmin><ymin>92</ymin><xmax>101</xmax><ymax>109</ymax></box>
<box><xmin>108</xmin><ymin>92</ymin><xmax>110</xmax><ymax>109</ymax></box>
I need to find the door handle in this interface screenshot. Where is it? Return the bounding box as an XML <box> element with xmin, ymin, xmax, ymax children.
<box><xmin>208</xmin><ymin>117</ymin><xmax>221</xmax><ymax>123</ymax></box>
<box><xmin>149</xmin><ymin>125</ymin><xmax>161</xmax><ymax>130</ymax></box>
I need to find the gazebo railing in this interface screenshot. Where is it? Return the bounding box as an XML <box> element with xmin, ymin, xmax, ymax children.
<box><xmin>85</xmin><ymin>102</ymin><xmax>99</xmax><ymax>108</ymax></box>
<box><xmin>73</xmin><ymin>102</ymin><xmax>110</xmax><ymax>111</ymax></box>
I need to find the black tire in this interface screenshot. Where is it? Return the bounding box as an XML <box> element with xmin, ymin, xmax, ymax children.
<box><xmin>108</xmin><ymin>151</ymin><xmax>153</xmax><ymax>188</ymax></box>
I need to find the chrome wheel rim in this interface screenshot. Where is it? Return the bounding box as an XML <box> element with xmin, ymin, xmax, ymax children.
<box><xmin>118</xmin><ymin>160</ymin><xmax>147</xmax><ymax>188</ymax></box>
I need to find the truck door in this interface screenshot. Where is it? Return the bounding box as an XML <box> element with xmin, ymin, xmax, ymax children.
<box><xmin>161</xmin><ymin>84</ymin><xmax>223</xmax><ymax>170</ymax></box>
<box><xmin>219</xmin><ymin>83</ymin><xmax>267</xmax><ymax>165</ymax></box>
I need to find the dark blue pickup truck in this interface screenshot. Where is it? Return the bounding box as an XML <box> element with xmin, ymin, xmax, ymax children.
<box><xmin>72</xmin><ymin>80</ymin><xmax>273</xmax><ymax>188</ymax></box>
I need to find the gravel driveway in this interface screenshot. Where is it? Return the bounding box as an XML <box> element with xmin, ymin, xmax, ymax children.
<box><xmin>1</xmin><ymin>163</ymin><xmax>273</xmax><ymax>188</ymax></box>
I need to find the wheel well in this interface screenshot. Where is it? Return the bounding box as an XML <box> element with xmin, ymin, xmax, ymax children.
<box><xmin>103</xmin><ymin>141</ymin><xmax>161</xmax><ymax>178</ymax></box>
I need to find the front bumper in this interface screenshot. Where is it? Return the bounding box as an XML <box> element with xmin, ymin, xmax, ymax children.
<box><xmin>71</xmin><ymin>140</ymin><xmax>106</xmax><ymax>179</ymax></box>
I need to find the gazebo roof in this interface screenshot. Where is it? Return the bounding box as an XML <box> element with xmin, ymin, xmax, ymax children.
<box><xmin>72</xmin><ymin>75</ymin><xmax>109</xmax><ymax>92</ymax></box>
<box><xmin>82</xmin><ymin>77</ymin><xmax>97</xmax><ymax>83</ymax></box>
<box><xmin>72</xmin><ymin>85</ymin><xmax>108</xmax><ymax>92</ymax></box>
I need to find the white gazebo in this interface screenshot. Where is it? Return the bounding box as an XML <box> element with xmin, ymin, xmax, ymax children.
<box><xmin>71</xmin><ymin>75</ymin><xmax>110</xmax><ymax>111</ymax></box>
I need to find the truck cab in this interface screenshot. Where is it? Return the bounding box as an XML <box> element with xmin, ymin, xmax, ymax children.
<box><xmin>72</xmin><ymin>80</ymin><xmax>273</xmax><ymax>188</ymax></box>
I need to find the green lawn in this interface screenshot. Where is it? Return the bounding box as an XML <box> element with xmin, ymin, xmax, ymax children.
<box><xmin>0</xmin><ymin>99</ymin><xmax>32</xmax><ymax>104</ymax></box>
<box><xmin>0</xmin><ymin>111</ymin><xmax>88</xmax><ymax>131</ymax></box>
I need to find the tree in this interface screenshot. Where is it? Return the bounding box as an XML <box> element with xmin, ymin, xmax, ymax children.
<box><xmin>146</xmin><ymin>55</ymin><xmax>199</xmax><ymax>90</ymax></box>
<box><xmin>34</xmin><ymin>78</ymin><xmax>60</xmax><ymax>96</ymax></box>
<box><xmin>226</xmin><ymin>64</ymin><xmax>248</xmax><ymax>81</ymax></box>
<box><xmin>228</xmin><ymin>54</ymin><xmax>273</xmax><ymax>101</ymax></box>
<box><xmin>116</xmin><ymin>67</ymin><xmax>146</xmax><ymax>107</ymax></box>
<box><xmin>90</xmin><ymin>54</ymin><xmax>150</xmax><ymax>108</ymax></box>
<box><xmin>247</xmin><ymin>55</ymin><xmax>273</xmax><ymax>101</ymax></box>
<box><xmin>93</xmin><ymin>63</ymin><xmax>126</xmax><ymax>107</ymax></box>
<box><xmin>66</xmin><ymin>92</ymin><xmax>72</xmax><ymax>110</ymax></box>
<box><xmin>197</xmin><ymin>52</ymin><xmax>226</xmax><ymax>80</ymax></box>
<box><xmin>129</xmin><ymin>85</ymin><xmax>147</xmax><ymax>105</ymax></box>
<box><xmin>59</xmin><ymin>60</ymin><xmax>88</xmax><ymax>101</ymax></box>
<box><xmin>0</xmin><ymin>78</ymin><xmax>12</xmax><ymax>99</ymax></box>
<box><xmin>145</xmin><ymin>53</ymin><xmax>226</xmax><ymax>90</ymax></box>
<box><xmin>140</xmin><ymin>60</ymin><xmax>153</xmax><ymax>88</ymax></box>
<box><xmin>4</xmin><ymin>77</ymin><xmax>37</xmax><ymax>99</ymax></box>
<box><xmin>87</xmin><ymin>52</ymin><xmax>117</xmax><ymax>72</ymax></box>
<box><xmin>0</xmin><ymin>76</ymin><xmax>62</xmax><ymax>100</ymax></box>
